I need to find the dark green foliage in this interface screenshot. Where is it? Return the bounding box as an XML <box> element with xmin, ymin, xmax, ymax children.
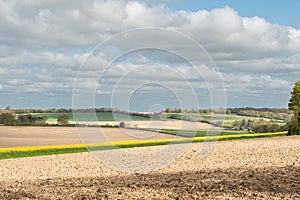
<box><xmin>17</xmin><ymin>114</ymin><xmax>48</xmax><ymax>125</ymax></box>
<box><xmin>0</xmin><ymin>112</ymin><xmax>16</xmax><ymax>124</ymax></box>
<box><xmin>252</xmin><ymin>122</ymin><xmax>287</xmax><ymax>133</ymax></box>
<box><xmin>0</xmin><ymin>109</ymin><xmax>16</xmax><ymax>124</ymax></box>
<box><xmin>288</xmin><ymin>80</ymin><xmax>300</xmax><ymax>135</ymax></box>
<box><xmin>119</xmin><ymin>121</ymin><xmax>125</xmax><ymax>128</ymax></box>
<box><xmin>232</xmin><ymin>119</ymin><xmax>287</xmax><ymax>133</ymax></box>
<box><xmin>32</xmin><ymin>112</ymin><xmax>150</xmax><ymax>122</ymax></box>
<box><xmin>17</xmin><ymin>115</ymin><xmax>30</xmax><ymax>123</ymax></box>
<box><xmin>57</xmin><ymin>114</ymin><xmax>70</xmax><ymax>125</ymax></box>
<box><xmin>237</xmin><ymin>109</ymin><xmax>291</xmax><ymax>122</ymax></box>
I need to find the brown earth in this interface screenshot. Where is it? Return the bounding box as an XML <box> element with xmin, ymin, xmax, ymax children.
<box><xmin>0</xmin><ymin>126</ymin><xmax>178</xmax><ymax>148</ymax></box>
<box><xmin>67</xmin><ymin>120</ymin><xmax>212</xmax><ymax>130</ymax></box>
<box><xmin>130</xmin><ymin>120</ymin><xmax>213</xmax><ymax>130</ymax></box>
<box><xmin>0</xmin><ymin>136</ymin><xmax>299</xmax><ymax>199</ymax></box>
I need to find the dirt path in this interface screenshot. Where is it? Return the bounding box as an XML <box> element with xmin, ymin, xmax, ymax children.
<box><xmin>0</xmin><ymin>126</ymin><xmax>178</xmax><ymax>147</ymax></box>
<box><xmin>0</xmin><ymin>136</ymin><xmax>299</xmax><ymax>199</ymax></box>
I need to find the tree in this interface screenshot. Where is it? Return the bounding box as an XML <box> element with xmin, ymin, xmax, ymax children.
<box><xmin>57</xmin><ymin>114</ymin><xmax>70</xmax><ymax>125</ymax></box>
<box><xmin>0</xmin><ymin>109</ymin><xmax>16</xmax><ymax>124</ymax></box>
<box><xmin>0</xmin><ymin>112</ymin><xmax>16</xmax><ymax>124</ymax></box>
<box><xmin>288</xmin><ymin>80</ymin><xmax>300</xmax><ymax>135</ymax></box>
<box><xmin>17</xmin><ymin>115</ymin><xmax>30</xmax><ymax>123</ymax></box>
<box><xmin>119</xmin><ymin>121</ymin><xmax>125</xmax><ymax>128</ymax></box>
<box><xmin>226</xmin><ymin>109</ymin><xmax>231</xmax><ymax>115</ymax></box>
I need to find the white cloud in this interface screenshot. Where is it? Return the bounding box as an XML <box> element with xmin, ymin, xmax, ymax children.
<box><xmin>0</xmin><ymin>0</ymin><xmax>299</xmax><ymax>108</ymax></box>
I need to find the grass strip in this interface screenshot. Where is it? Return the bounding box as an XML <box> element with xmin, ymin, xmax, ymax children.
<box><xmin>158</xmin><ymin>129</ymin><xmax>249</xmax><ymax>137</ymax></box>
<box><xmin>0</xmin><ymin>132</ymin><xmax>287</xmax><ymax>160</ymax></box>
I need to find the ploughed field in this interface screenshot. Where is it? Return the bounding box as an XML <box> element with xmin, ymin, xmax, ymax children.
<box><xmin>0</xmin><ymin>126</ymin><xmax>179</xmax><ymax>148</ymax></box>
<box><xmin>0</xmin><ymin>136</ymin><xmax>299</xmax><ymax>199</ymax></box>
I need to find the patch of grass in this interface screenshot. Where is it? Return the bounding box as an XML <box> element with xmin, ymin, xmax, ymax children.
<box><xmin>158</xmin><ymin>129</ymin><xmax>249</xmax><ymax>137</ymax></box>
<box><xmin>164</xmin><ymin>113</ymin><xmax>258</xmax><ymax>120</ymax></box>
<box><xmin>32</xmin><ymin>112</ymin><xmax>150</xmax><ymax>122</ymax></box>
<box><xmin>0</xmin><ymin>132</ymin><xmax>287</xmax><ymax>160</ymax></box>
<box><xmin>0</xmin><ymin>148</ymin><xmax>88</xmax><ymax>159</ymax></box>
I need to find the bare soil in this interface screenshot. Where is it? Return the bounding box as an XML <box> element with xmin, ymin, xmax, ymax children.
<box><xmin>0</xmin><ymin>136</ymin><xmax>299</xmax><ymax>199</ymax></box>
<box><xmin>53</xmin><ymin>120</ymin><xmax>212</xmax><ymax>130</ymax></box>
<box><xmin>0</xmin><ymin>126</ymin><xmax>178</xmax><ymax>148</ymax></box>
<box><xmin>126</xmin><ymin>120</ymin><xmax>213</xmax><ymax>130</ymax></box>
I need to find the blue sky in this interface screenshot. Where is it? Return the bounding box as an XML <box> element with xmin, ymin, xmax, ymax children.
<box><xmin>0</xmin><ymin>0</ymin><xmax>299</xmax><ymax>110</ymax></box>
<box><xmin>167</xmin><ymin>0</ymin><xmax>300</xmax><ymax>28</ymax></box>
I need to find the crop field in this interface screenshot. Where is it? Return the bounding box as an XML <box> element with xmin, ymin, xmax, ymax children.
<box><xmin>158</xmin><ymin>129</ymin><xmax>249</xmax><ymax>137</ymax></box>
<box><xmin>0</xmin><ymin>126</ymin><xmax>177</xmax><ymax>148</ymax></box>
<box><xmin>0</xmin><ymin>116</ymin><xmax>295</xmax><ymax>199</ymax></box>
<box><xmin>30</xmin><ymin>112</ymin><xmax>287</xmax><ymax>127</ymax></box>
<box><xmin>131</xmin><ymin>120</ymin><xmax>212</xmax><ymax>130</ymax></box>
<box><xmin>0</xmin><ymin>132</ymin><xmax>287</xmax><ymax>160</ymax></box>
<box><xmin>163</xmin><ymin>113</ymin><xmax>286</xmax><ymax>126</ymax></box>
<box><xmin>0</xmin><ymin>124</ymin><xmax>287</xmax><ymax>160</ymax></box>
<box><xmin>32</xmin><ymin>112</ymin><xmax>151</xmax><ymax>122</ymax></box>
<box><xmin>0</xmin><ymin>125</ymin><xmax>296</xmax><ymax>199</ymax></box>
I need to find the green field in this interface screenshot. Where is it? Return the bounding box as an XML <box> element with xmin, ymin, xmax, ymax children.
<box><xmin>158</xmin><ymin>129</ymin><xmax>249</xmax><ymax>137</ymax></box>
<box><xmin>32</xmin><ymin>112</ymin><xmax>151</xmax><ymax>122</ymax></box>
<box><xmin>163</xmin><ymin>113</ymin><xmax>285</xmax><ymax>127</ymax></box>
<box><xmin>29</xmin><ymin>112</ymin><xmax>287</xmax><ymax>127</ymax></box>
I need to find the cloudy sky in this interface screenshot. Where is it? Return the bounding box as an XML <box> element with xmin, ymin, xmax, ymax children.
<box><xmin>0</xmin><ymin>0</ymin><xmax>300</xmax><ymax>111</ymax></box>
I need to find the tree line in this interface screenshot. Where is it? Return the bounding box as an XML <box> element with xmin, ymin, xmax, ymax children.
<box><xmin>231</xmin><ymin>119</ymin><xmax>288</xmax><ymax>133</ymax></box>
<box><xmin>236</xmin><ymin>110</ymin><xmax>291</xmax><ymax>122</ymax></box>
<box><xmin>164</xmin><ymin>107</ymin><xmax>291</xmax><ymax>119</ymax></box>
<box><xmin>0</xmin><ymin>110</ymin><xmax>48</xmax><ymax>125</ymax></box>
<box><xmin>0</xmin><ymin>109</ymin><xmax>70</xmax><ymax>126</ymax></box>
<box><xmin>12</xmin><ymin>107</ymin><xmax>153</xmax><ymax>119</ymax></box>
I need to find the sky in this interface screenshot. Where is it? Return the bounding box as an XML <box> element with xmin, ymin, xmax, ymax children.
<box><xmin>166</xmin><ymin>0</ymin><xmax>300</xmax><ymax>29</ymax></box>
<box><xmin>0</xmin><ymin>0</ymin><xmax>300</xmax><ymax>111</ymax></box>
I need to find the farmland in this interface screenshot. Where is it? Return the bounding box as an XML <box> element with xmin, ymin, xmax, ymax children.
<box><xmin>163</xmin><ymin>113</ymin><xmax>286</xmax><ymax>126</ymax></box>
<box><xmin>1</xmin><ymin>0</ymin><xmax>299</xmax><ymax>199</ymax></box>
<box><xmin>31</xmin><ymin>112</ymin><xmax>287</xmax><ymax>128</ymax></box>
<box><xmin>0</xmin><ymin>111</ymin><xmax>296</xmax><ymax>199</ymax></box>
<box><xmin>32</xmin><ymin>112</ymin><xmax>151</xmax><ymax>123</ymax></box>
<box><xmin>0</xmin><ymin>126</ymin><xmax>177</xmax><ymax>148</ymax></box>
<box><xmin>0</xmin><ymin>124</ymin><xmax>287</xmax><ymax>160</ymax></box>
<box><xmin>0</xmin><ymin>135</ymin><xmax>299</xmax><ymax>199</ymax></box>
